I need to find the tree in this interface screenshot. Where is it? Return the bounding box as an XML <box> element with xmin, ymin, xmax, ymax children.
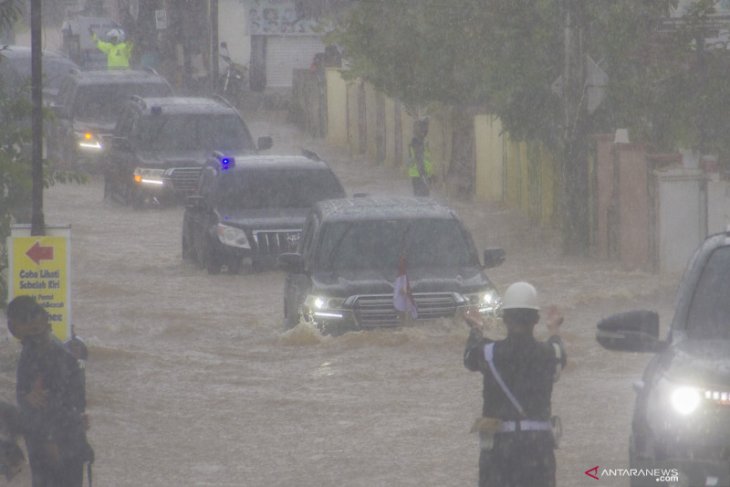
<box><xmin>0</xmin><ymin>0</ymin><xmax>86</xmax><ymax>306</ymax></box>
<box><xmin>332</xmin><ymin>0</ymin><xmax>701</xmax><ymax>254</ymax></box>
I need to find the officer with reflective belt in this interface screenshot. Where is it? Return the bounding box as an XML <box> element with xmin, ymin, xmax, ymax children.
<box><xmin>463</xmin><ymin>282</ymin><xmax>566</xmax><ymax>487</ymax></box>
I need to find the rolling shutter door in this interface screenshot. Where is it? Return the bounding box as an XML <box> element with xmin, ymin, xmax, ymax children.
<box><xmin>265</xmin><ymin>35</ymin><xmax>324</xmax><ymax>88</ymax></box>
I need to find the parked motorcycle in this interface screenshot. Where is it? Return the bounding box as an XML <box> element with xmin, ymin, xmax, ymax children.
<box><xmin>219</xmin><ymin>42</ymin><xmax>247</xmax><ymax>99</ymax></box>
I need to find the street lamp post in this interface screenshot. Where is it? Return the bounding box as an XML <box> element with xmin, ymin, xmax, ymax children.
<box><xmin>30</xmin><ymin>0</ymin><xmax>44</xmax><ymax>237</ymax></box>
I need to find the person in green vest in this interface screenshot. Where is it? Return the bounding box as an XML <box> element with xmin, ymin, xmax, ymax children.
<box><xmin>408</xmin><ymin>117</ymin><xmax>433</xmax><ymax>197</ymax></box>
<box><xmin>89</xmin><ymin>28</ymin><xmax>133</xmax><ymax>69</ymax></box>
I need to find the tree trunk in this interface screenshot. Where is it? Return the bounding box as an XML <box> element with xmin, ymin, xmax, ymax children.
<box><xmin>446</xmin><ymin>108</ymin><xmax>475</xmax><ymax>198</ymax></box>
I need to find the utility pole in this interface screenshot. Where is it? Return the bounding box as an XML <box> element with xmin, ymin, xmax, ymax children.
<box><xmin>30</xmin><ymin>0</ymin><xmax>44</xmax><ymax>237</ymax></box>
<box><xmin>561</xmin><ymin>0</ymin><xmax>590</xmax><ymax>254</ymax></box>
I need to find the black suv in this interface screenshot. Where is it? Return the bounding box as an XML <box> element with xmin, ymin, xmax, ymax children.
<box><xmin>104</xmin><ymin>95</ymin><xmax>271</xmax><ymax>207</ymax></box>
<box><xmin>0</xmin><ymin>45</ymin><xmax>79</xmax><ymax>102</ymax></box>
<box><xmin>48</xmin><ymin>68</ymin><xmax>173</xmax><ymax>170</ymax></box>
<box><xmin>278</xmin><ymin>197</ymin><xmax>506</xmax><ymax>334</ymax></box>
<box><xmin>182</xmin><ymin>152</ymin><xmax>346</xmax><ymax>274</ymax></box>
<box><xmin>597</xmin><ymin>232</ymin><xmax>730</xmax><ymax>486</ymax></box>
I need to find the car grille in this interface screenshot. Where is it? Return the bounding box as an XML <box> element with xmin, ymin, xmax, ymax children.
<box><xmin>353</xmin><ymin>292</ymin><xmax>459</xmax><ymax>327</ymax></box>
<box><xmin>253</xmin><ymin>229</ymin><xmax>301</xmax><ymax>256</ymax></box>
<box><xmin>164</xmin><ymin>167</ymin><xmax>202</xmax><ymax>195</ymax></box>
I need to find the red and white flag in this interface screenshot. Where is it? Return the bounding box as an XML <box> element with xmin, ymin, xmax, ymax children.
<box><xmin>393</xmin><ymin>255</ymin><xmax>418</xmax><ymax>319</ymax></box>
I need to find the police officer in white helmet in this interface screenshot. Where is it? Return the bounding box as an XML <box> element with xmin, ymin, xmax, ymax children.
<box><xmin>463</xmin><ymin>282</ymin><xmax>566</xmax><ymax>487</ymax></box>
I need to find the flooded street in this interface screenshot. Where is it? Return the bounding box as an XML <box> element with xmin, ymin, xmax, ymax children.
<box><xmin>3</xmin><ymin>112</ymin><xmax>679</xmax><ymax>486</ymax></box>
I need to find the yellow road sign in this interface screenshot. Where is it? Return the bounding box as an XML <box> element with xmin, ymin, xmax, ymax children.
<box><xmin>7</xmin><ymin>225</ymin><xmax>71</xmax><ymax>341</ymax></box>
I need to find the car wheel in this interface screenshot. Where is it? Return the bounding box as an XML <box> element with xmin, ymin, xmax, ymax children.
<box><xmin>204</xmin><ymin>245</ymin><xmax>221</xmax><ymax>275</ymax></box>
<box><xmin>130</xmin><ymin>189</ymin><xmax>146</xmax><ymax>210</ymax></box>
<box><xmin>227</xmin><ymin>257</ymin><xmax>242</xmax><ymax>274</ymax></box>
<box><xmin>182</xmin><ymin>234</ymin><xmax>193</xmax><ymax>261</ymax></box>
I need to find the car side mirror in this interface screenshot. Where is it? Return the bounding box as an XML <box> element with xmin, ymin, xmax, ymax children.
<box><xmin>596</xmin><ymin>310</ymin><xmax>666</xmax><ymax>353</ymax></box>
<box><xmin>185</xmin><ymin>195</ymin><xmax>204</xmax><ymax>210</ymax></box>
<box><xmin>482</xmin><ymin>248</ymin><xmax>505</xmax><ymax>269</ymax></box>
<box><xmin>257</xmin><ymin>136</ymin><xmax>273</xmax><ymax>151</ymax></box>
<box><xmin>278</xmin><ymin>252</ymin><xmax>304</xmax><ymax>273</ymax></box>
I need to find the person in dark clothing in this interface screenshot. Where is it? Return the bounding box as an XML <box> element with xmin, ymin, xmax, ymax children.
<box><xmin>463</xmin><ymin>282</ymin><xmax>566</xmax><ymax>487</ymax></box>
<box><xmin>5</xmin><ymin>296</ymin><xmax>92</xmax><ymax>487</ymax></box>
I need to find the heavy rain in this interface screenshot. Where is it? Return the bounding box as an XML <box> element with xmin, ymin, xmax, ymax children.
<box><xmin>0</xmin><ymin>1</ymin><xmax>727</xmax><ymax>486</ymax></box>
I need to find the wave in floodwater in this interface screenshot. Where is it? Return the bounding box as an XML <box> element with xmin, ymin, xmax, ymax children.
<box><xmin>277</xmin><ymin>318</ymin><xmax>475</xmax><ymax>349</ymax></box>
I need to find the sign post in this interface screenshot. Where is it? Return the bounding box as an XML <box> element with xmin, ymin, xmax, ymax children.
<box><xmin>7</xmin><ymin>225</ymin><xmax>72</xmax><ymax>341</ymax></box>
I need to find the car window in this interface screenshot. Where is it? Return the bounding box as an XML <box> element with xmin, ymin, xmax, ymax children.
<box><xmin>135</xmin><ymin>113</ymin><xmax>254</xmax><ymax>152</ymax></box>
<box><xmin>686</xmin><ymin>246</ymin><xmax>730</xmax><ymax>339</ymax></box>
<box><xmin>73</xmin><ymin>82</ymin><xmax>171</xmax><ymax>121</ymax></box>
<box><xmin>316</xmin><ymin>218</ymin><xmax>474</xmax><ymax>270</ymax></box>
<box><xmin>214</xmin><ymin>168</ymin><xmax>344</xmax><ymax>209</ymax></box>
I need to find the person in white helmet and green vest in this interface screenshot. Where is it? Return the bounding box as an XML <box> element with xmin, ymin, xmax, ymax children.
<box><xmin>89</xmin><ymin>27</ymin><xmax>133</xmax><ymax>69</ymax></box>
<box><xmin>463</xmin><ymin>282</ymin><xmax>566</xmax><ymax>487</ymax></box>
<box><xmin>408</xmin><ymin>117</ymin><xmax>433</xmax><ymax>196</ymax></box>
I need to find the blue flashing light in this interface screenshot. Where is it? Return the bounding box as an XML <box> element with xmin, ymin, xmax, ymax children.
<box><xmin>213</xmin><ymin>151</ymin><xmax>235</xmax><ymax>171</ymax></box>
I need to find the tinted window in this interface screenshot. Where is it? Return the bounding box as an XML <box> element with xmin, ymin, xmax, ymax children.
<box><xmin>214</xmin><ymin>168</ymin><xmax>344</xmax><ymax>209</ymax></box>
<box><xmin>316</xmin><ymin>218</ymin><xmax>475</xmax><ymax>270</ymax></box>
<box><xmin>135</xmin><ymin>113</ymin><xmax>254</xmax><ymax>152</ymax></box>
<box><xmin>687</xmin><ymin>246</ymin><xmax>730</xmax><ymax>339</ymax></box>
<box><xmin>73</xmin><ymin>82</ymin><xmax>171</xmax><ymax>121</ymax></box>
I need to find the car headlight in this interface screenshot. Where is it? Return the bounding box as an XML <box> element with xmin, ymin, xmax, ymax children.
<box><xmin>464</xmin><ymin>289</ymin><xmax>501</xmax><ymax>315</ymax></box>
<box><xmin>303</xmin><ymin>295</ymin><xmax>345</xmax><ymax>320</ymax></box>
<box><xmin>653</xmin><ymin>377</ymin><xmax>703</xmax><ymax>416</ymax></box>
<box><xmin>133</xmin><ymin>167</ymin><xmax>165</xmax><ymax>186</ymax></box>
<box><xmin>76</xmin><ymin>131</ymin><xmax>102</xmax><ymax>151</ymax></box>
<box><xmin>670</xmin><ymin>386</ymin><xmax>702</xmax><ymax>416</ymax></box>
<box><xmin>215</xmin><ymin>223</ymin><xmax>250</xmax><ymax>249</ymax></box>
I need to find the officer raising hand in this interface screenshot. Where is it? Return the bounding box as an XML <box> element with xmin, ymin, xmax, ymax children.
<box><xmin>463</xmin><ymin>282</ymin><xmax>566</xmax><ymax>487</ymax></box>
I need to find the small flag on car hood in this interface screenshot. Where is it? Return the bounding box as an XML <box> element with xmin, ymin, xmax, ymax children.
<box><xmin>393</xmin><ymin>255</ymin><xmax>418</xmax><ymax>319</ymax></box>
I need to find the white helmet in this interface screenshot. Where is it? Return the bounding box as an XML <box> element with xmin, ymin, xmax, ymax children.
<box><xmin>501</xmin><ymin>281</ymin><xmax>540</xmax><ymax>310</ymax></box>
<box><xmin>106</xmin><ymin>28</ymin><xmax>125</xmax><ymax>42</ymax></box>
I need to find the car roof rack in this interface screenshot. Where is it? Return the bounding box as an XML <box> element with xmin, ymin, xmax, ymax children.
<box><xmin>302</xmin><ymin>149</ymin><xmax>321</xmax><ymax>161</ymax></box>
<box><xmin>129</xmin><ymin>95</ymin><xmax>147</xmax><ymax>108</ymax></box>
<box><xmin>142</xmin><ymin>66</ymin><xmax>160</xmax><ymax>76</ymax></box>
<box><xmin>212</xmin><ymin>94</ymin><xmax>236</xmax><ymax>110</ymax></box>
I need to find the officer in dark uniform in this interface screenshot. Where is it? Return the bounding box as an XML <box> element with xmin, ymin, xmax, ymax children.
<box><xmin>6</xmin><ymin>296</ymin><xmax>93</xmax><ymax>487</ymax></box>
<box><xmin>463</xmin><ymin>281</ymin><xmax>566</xmax><ymax>487</ymax></box>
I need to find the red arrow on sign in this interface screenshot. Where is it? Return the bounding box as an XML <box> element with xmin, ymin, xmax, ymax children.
<box><xmin>26</xmin><ymin>241</ymin><xmax>54</xmax><ymax>265</ymax></box>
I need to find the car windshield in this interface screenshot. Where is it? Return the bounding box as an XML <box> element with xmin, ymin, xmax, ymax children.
<box><xmin>73</xmin><ymin>83</ymin><xmax>171</xmax><ymax>121</ymax></box>
<box><xmin>135</xmin><ymin>113</ymin><xmax>254</xmax><ymax>152</ymax></box>
<box><xmin>214</xmin><ymin>168</ymin><xmax>344</xmax><ymax>209</ymax></box>
<box><xmin>686</xmin><ymin>246</ymin><xmax>730</xmax><ymax>339</ymax></box>
<box><xmin>316</xmin><ymin>219</ymin><xmax>474</xmax><ymax>270</ymax></box>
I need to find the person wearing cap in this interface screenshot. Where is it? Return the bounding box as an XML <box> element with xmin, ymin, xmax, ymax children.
<box><xmin>5</xmin><ymin>296</ymin><xmax>92</xmax><ymax>487</ymax></box>
<box><xmin>89</xmin><ymin>27</ymin><xmax>133</xmax><ymax>69</ymax></box>
<box><xmin>463</xmin><ymin>282</ymin><xmax>566</xmax><ymax>487</ymax></box>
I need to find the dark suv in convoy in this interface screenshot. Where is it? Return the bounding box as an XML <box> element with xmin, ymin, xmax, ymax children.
<box><xmin>182</xmin><ymin>152</ymin><xmax>346</xmax><ymax>274</ymax></box>
<box><xmin>104</xmin><ymin>95</ymin><xmax>271</xmax><ymax>207</ymax></box>
<box><xmin>597</xmin><ymin>231</ymin><xmax>730</xmax><ymax>487</ymax></box>
<box><xmin>48</xmin><ymin>68</ymin><xmax>173</xmax><ymax>170</ymax></box>
<box><xmin>278</xmin><ymin>197</ymin><xmax>506</xmax><ymax>334</ymax></box>
<box><xmin>0</xmin><ymin>45</ymin><xmax>79</xmax><ymax>102</ymax></box>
